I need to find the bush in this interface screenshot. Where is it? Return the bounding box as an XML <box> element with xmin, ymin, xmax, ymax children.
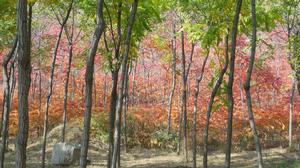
<box><xmin>151</xmin><ymin>127</ymin><xmax>178</xmax><ymax>150</ymax></box>
<box><xmin>125</xmin><ymin>113</ymin><xmax>153</xmax><ymax>148</ymax></box>
<box><xmin>90</xmin><ymin>112</ymin><xmax>109</xmax><ymax>143</ymax></box>
<box><xmin>236</xmin><ymin>134</ymin><xmax>254</xmax><ymax>151</ymax></box>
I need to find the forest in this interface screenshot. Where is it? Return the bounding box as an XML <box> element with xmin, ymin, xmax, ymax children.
<box><xmin>0</xmin><ymin>0</ymin><xmax>300</xmax><ymax>167</ymax></box>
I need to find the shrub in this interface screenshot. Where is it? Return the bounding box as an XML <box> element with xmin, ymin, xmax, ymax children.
<box><xmin>151</xmin><ymin>127</ymin><xmax>178</xmax><ymax>150</ymax></box>
<box><xmin>90</xmin><ymin>112</ymin><xmax>109</xmax><ymax>143</ymax></box>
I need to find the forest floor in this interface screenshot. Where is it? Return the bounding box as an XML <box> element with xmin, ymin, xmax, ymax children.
<box><xmin>3</xmin><ymin>122</ymin><xmax>300</xmax><ymax>168</ymax></box>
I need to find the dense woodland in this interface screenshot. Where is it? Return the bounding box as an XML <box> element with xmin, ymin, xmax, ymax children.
<box><xmin>0</xmin><ymin>0</ymin><xmax>300</xmax><ymax>168</ymax></box>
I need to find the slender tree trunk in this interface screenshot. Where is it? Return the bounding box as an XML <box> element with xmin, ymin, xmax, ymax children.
<box><xmin>9</xmin><ymin>61</ymin><xmax>17</xmax><ymax>106</ymax></box>
<box><xmin>117</xmin><ymin>64</ymin><xmax>130</xmax><ymax>167</ymax></box>
<box><xmin>107</xmin><ymin>2</ymin><xmax>122</xmax><ymax>166</ymax></box>
<box><xmin>103</xmin><ymin>73</ymin><xmax>108</xmax><ymax>109</ymax></box>
<box><xmin>0</xmin><ymin>37</ymin><xmax>18</xmax><ymax>168</ymax></box>
<box><xmin>289</xmin><ymin>79</ymin><xmax>296</xmax><ymax>147</ymax></box>
<box><xmin>61</xmin><ymin>18</ymin><xmax>74</xmax><ymax>142</ymax></box>
<box><xmin>192</xmin><ymin>50</ymin><xmax>209</xmax><ymax>168</ymax></box>
<box><xmin>31</xmin><ymin>73</ymin><xmax>37</xmax><ymax>99</ymax></box>
<box><xmin>82</xmin><ymin>84</ymin><xmax>85</xmax><ymax>104</ymax></box>
<box><xmin>167</xmin><ymin>18</ymin><xmax>177</xmax><ymax>133</ymax></box>
<box><xmin>1</xmin><ymin>100</ymin><xmax>5</xmax><ymax>136</ymax></box>
<box><xmin>6</xmin><ymin>57</ymin><xmax>17</xmax><ymax>149</ymax></box>
<box><xmin>177</xmin><ymin>81</ymin><xmax>182</xmax><ymax>155</ymax></box>
<box><xmin>131</xmin><ymin>61</ymin><xmax>137</xmax><ymax>106</ymax></box>
<box><xmin>80</xmin><ymin>0</ymin><xmax>105</xmax><ymax>167</ymax></box>
<box><xmin>244</xmin><ymin>1</ymin><xmax>263</xmax><ymax>167</ymax></box>
<box><xmin>123</xmin><ymin>65</ymin><xmax>130</xmax><ymax>153</ymax></box>
<box><xmin>41</xmin><ymin>2</ymin><xmax>73</xmax><ymax>167</ymax></box>
<box><xmin>142</xmin><ymin>62</ymin><xmax>148</xmax><ymax>105</ymax></box>
<box><xmin>38</xmin><ymin>58</ymin><xmax>42</xmax><ymax>136</ymax></box>
<box><xmin>203</xmin><ymin>35</ymin><xmax>229</xmax><ymax>168</ymax></box>
<box><xmin>9</xmin><ymin>59</ymin><xmax>17</xmax><ymax>104</ymax></box>
<box><xmin>0</xmin><ymin>39</ymin><xmax>17</xmax><ymax>138</ymax></box>
<box><xmin>193</xmin><ymin>51</ymin><xmax>209</xmax><ymax>168</ymax></box>
<box><xmin>237</xmin><ymin>71</ymin><xmax>246</xmax><ymax>121</ymax></box>
<box><xmin>180</xmin><ymin>31</ymin><xmax>190</xmax><ymax>162</ymax></box>
<box><xmin>34</xmin><ymin>36</ymin><xmax>42</xmax><ymax>125</ymax></box>
<box><xmin>94</xmin><ymin>77</ymin><xmax>97</xmax><ymax>108</ymax></box>
<box><xmin>111</xmin><ymin>1</ymin><xmax>138</xmax><ymax>167</ymax></box>
<box><xmin>16</xmin><ymin>0</ymin><xmax>31</xmax><ymax>167</ymax></box>
<box><xmin>107</xmin><ymin>70</ymin><xmax>119</xmax><ymax>168</ymax></box>
<box><xmin>225</xmin><ymin>0</ymin><xmax>243</xmax><ymax>167</ymax></box>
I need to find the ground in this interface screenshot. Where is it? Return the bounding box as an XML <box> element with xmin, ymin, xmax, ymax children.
<box><xmin>4</xmin><ymin>123</ymin><xmax>300</xmax><ymax>168</ymax></box>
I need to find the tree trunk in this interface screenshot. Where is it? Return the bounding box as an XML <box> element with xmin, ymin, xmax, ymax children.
<box><xmin>111</xmin><ymin>1</ymin><xmax>138</xmax><ymax>167</ymax></box>
<box><xmin>244</xmin><ymin>1</ymin><xmax>263</xmax><ymax>167</ymax></box>
<box><xmin>177</xmin><ymin>81</ymin><xmax>182</xmax><ymax>155</ymax></box>
<box><xmin>0</xmin><ymin>37</ymin><xmax>18</xmax><ymax>168</ymax></box>
<box><xmin>38</xmin><ymin>56</ymin><xmax>42</xmax><ymax>136</ymax></box>
<box><xmin>16</xmin><ymin>0</ymin><xmax>31</xmax><ymax>167</ymax></box>
<box><xmin>107</xmin><ymin>2</ymin><xmax>122</xmax><ymax>166</ymax></box>
<box><xmin>41</xmin><ymin>2</ymin><xmax>73</xmax><ymax>167</ymax></box>
<box><xmin>6</xmin><ymin>56</ymin><xmax>17</xmax><ymax>149</ymax></box>
<box><xmin>180</xmin><ymin>31</ymin><xmax>189</xmax><ymax>162</ymax></box>
<box><xmin>0</xmin><ymin>38</ymin><xmax>17</xmax><ymax>138</ymax></box>
<box><xmin>167</xmin><ymin>18</ymin><xmax>177</xmax><ymax>133</ymax></box>
<box><xmin>61</xmin><ymin>14</ymin><xmax>75</xmax><ymax>142</ymax></box>
<box><xmin>131</xmin><ymin>61</ymin><xmax>137</xmax><ymax>106</ymax></box>
<box><xmin>31</xmin><ymin>73</ymin><xmax>37</xmax><ymax>99</ymax></box>
<box><xmin>192</xmin><ymin>50</ymin><xmax>209</xmax><ymax>168</ymax></box>
<box><xmin>289</xmin><ymin>79</ymin><xmax>296</xmax><ymax>147</ymax></box>
<box><xmin>117</xmin><ymin>64</ymin><xmax>130</xmax><ymax>167</ymax></box>
<box><xmin>80</xmin><ymin>0</ymin><xmax>105</xmax><ymax>167</ymax></box>
<box><xmin>93</xmin><ymin>77</ymin><xmax>97</xmax><ymax>108</ymax></box>
<box><xmin>225</xmin><ymin>0</ymin><xmax>243</xmax><ymax>167</ymax></box>
<box><xmin>107</xmin><ymin>70</ymin><xmax>119</xmax><ymax>168</ymax></box>
<box><xmin>123</xmin><ymin>65</ymin><xmax>130</xmax><ymax>153</ymax></box>
<box><xmin>203</xmin><ymin>35</ymin><xmax>229</xmax><ymax>168</ymax></box>
<box><xmin>103</xmin><ymin>73</ymin><xmax>108</xmax><ymax>109</ymax></box>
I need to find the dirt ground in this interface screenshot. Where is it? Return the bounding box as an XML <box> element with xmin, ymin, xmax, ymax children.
<box><xmin>4</xmin><ymin>123</ymin><xmax>300</xmax><ymax>168</ymax></box>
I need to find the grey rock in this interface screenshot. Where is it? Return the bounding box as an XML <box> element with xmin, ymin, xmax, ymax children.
<box><xmin>51</xmin><ymin>142</ymin><xmax>81</xmax><ymax>166</ymax></box>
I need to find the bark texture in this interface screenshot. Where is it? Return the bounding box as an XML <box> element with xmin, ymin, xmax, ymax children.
<box><xmin>203</xmin><ymin>35</ymin><xmax>229</xmax><ymax>168</ymax></box>
<box><xmin>167</xmin><ymin>18</ymin><xmax>177</xmax><ymax>133</ymax></box>
<box><xmin>41</xmin><ymin>2</ymin><xmax>73</xmax><ymax>167</ymax></box>
<box><xmin>225</xmin><ymin>0</ymin><xmax>243</xmax><ymax>167</ymax></box>
<box><xmin>80</xmin><ymin>0</ymin><xmax>105</xmax><ymax>167</ymax></box>
<box><xmin>16</xmin><ymin>0</ymin><xmax>31</xmax><ymax>167</ymax></box>
<box><xmin>244</xmin><ymin>1</ymin><xmax>263</xmax><ymax>167</ymax></box>
<box><xmin>0</xmin><ymin>36</ymin><xmax>18</xmax><ymax>168</ymax></box>
<box><xmin>192</xmin><ymin>50</ymin><xmax>209</xmax><ymax>168</ymax></box>
<box><xmin>111</xmin><ymin>1</ymin><xmax>138</xmax><ymax>167</ymax></box>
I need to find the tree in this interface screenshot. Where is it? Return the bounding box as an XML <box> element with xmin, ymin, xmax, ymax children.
<box><xmin>243</xmin><ymin>0</ymin><xmax>263</xmax><ymax>167</ymax></box>
<box><xmin>192</xmin><ymin>48</ymin><xmax>209</xmax><ymax>168</ymax></box>
<box><xmin>104</xmin><ymin>3</ymin><xmax>122</xmax><ymax>166</ymax></box>
<box><xmin>111</xmin><ymin>1</ymin><xmax>139</xmax><ymax>167</ymax></box>
<box><xmin>80</xmin><ymin>0</ymin><xmax>105</xmax><ymax>167</ymax></box>
<box><xmin>61</xmin><ymin>5</ymin><xmax>81</xmax><ymax>142</ymax></box>
<box><xmin>180</xmin><ymin>30</ymin><xmax>187</xmax><ymax>161</ymax></box>
<box><xmin>178</xmin><ymin>30</ymin><xmax>195</xmax><ymax>161</ymax></box>
<box><xmin>225</xmin><ymin>0</ymin><xmax>243</xmax><ymax>167</ymax></box>
<box><xmin>289</xmin><ymin>78</ymin><xmax>296</xmax><ymax>147</ymax></box>
<box><xmin>282</xmin><ymin>0</ymin><xmax>300</xmax><ymax>148</ymax></box>
<box><xmin>16</xmin><ymin>0</ymin><xmax>31</xmax><ymax>167</ymax></box>
<box><xmin>202</xmin><ymin>35</ymin><xmax>229</xmax><ymax>168</ymax></box>
<box><xmin>41</xmin><ymin>1</ymin><xmax>73</xmax><ymax>167</ymax></box>
<box><xmin>0</xmin><ymin>36</ymin><xmax>17</xmax><ymax>168</ymax></box>
<box><xmin>122</xmin><ymin>63</ymin><xmax>131</xmax><ymax>153</ymax></box>
<box><xmin>103</xmin><ymin>0</ymin><xmax>164</xmax><ymax>166</ymax></box>
<box><xmin>167</xmin><ymin>12</ymin><xmax>177</xmax><ymax>133</ymax></box>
